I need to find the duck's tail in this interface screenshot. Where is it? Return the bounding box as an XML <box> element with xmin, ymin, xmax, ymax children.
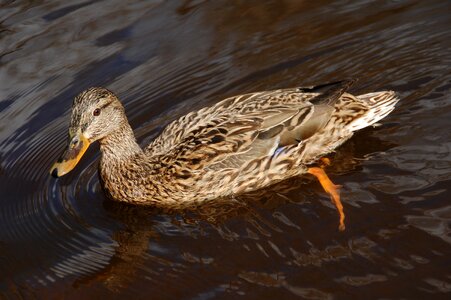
<box><xmin>348</xmin><ymin>91</ymin><xmax>400</xmax><ymax>132</ymax></box>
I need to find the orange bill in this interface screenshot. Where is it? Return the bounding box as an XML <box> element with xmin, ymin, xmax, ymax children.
<box><xmin>50</xmin><ymin>130</ymin><xmax>90</xmax><ymax>178</ymax></box>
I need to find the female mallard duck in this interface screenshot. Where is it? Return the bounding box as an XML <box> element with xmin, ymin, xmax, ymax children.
<box><xmin>51</xmin><ymin>80</ymin><xmax>399</xmax><ymax>230</ymax></box>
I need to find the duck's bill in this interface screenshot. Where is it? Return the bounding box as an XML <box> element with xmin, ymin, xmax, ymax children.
<box><xmin>50</xmin><ymin>132</ymin><xmax>90</xmax><ymax>178</ymax></box>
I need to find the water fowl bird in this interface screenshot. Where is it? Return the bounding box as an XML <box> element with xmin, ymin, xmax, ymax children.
<box><xmin>50</xmin><ymin>80</ymin><xmax>399</xmax><ymax>230</ymax></box>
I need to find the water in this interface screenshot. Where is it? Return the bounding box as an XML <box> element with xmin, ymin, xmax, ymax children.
<box><xmin>1</xmin><ymin>0</ymin><xmax>450</xmax><ymax>298</ymax></box>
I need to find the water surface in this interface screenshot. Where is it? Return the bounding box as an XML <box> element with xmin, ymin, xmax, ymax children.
<box><xmin>0</xmin><ymin>0</ymin><xmax>450</xmax><ymax>299</ymax></box>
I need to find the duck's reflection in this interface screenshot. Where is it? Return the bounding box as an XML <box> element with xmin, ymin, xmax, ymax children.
<box><xmin>74</xmin><ymin>134</ymin><xmax>396</xmax><ymax>291</ymax></box>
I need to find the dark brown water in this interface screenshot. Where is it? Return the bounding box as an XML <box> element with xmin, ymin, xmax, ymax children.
<box><xmin>1</xmin><ymin>1</ymin><xmax>450</xmax><ymax>299</ymax></box>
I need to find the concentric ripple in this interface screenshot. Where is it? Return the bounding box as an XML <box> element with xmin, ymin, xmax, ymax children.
<box><xmin>0</xmin><ymin>114</ymin><xmax>117</xmax><ymax>285</ymax></box>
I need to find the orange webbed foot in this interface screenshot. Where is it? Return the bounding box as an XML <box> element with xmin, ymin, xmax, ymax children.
<box><xmin>307</xmin><ymin>166</ymin><xmax>345</xmax><ymax>231</ymax></box>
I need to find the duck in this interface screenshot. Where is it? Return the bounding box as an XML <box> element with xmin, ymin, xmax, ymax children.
<box><xmin>50</xmin><ymin>79</ymin><xmax>399</xmax><ymax>230</ymax></box>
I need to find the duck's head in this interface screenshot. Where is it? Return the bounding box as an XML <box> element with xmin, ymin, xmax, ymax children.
<box><xmin>50</xmin><ymin>87</ymin><xmax>125</xmax><ymax>178</ymax></box>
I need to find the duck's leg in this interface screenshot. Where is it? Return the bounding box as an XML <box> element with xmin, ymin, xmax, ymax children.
<box><xmin>307</xmin><ymin>167</ymin><xmax>345</xmax><ymax>231</ymax></box>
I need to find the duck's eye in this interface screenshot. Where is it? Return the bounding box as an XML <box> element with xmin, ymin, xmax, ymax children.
<box><xmin>93</xmin><ymin>108</ymin><xmax>101</xmax><ymax>116</ymax></box>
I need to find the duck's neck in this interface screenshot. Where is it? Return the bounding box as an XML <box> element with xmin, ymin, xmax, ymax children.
<box><xmin>99</xmin><ymin>121</ymin><xmax>143</xmax><ymax>163</ymax></box>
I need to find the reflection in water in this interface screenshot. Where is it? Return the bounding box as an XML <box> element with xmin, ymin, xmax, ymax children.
<box><xmin>1</xmin><ymin>0</ymin><xmax>450</xmax><ymax>298</ymax></box>
<box><xmin>59</xmin><ymin>134</ymin><xmax>397</xmax><ymax>294</ymax></box>
<box><xmin>74</xmin><ymin>202</ymin><xmax>158</xmax><ymax>291</ymax></box>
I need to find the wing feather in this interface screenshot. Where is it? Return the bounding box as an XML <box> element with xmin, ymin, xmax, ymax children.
<box><xmin>147</xmin><ymin>80</ymin><xmax>355</xmax><ymax>172</ymax></box>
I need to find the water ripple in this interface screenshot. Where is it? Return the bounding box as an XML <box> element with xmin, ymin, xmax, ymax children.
<box><xmin>1</xmin><ymin>0</ymin><xmax>450</xmax><ymax>298</ymax></box>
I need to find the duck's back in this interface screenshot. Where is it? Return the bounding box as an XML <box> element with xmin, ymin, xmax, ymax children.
<box><xmin>144</xmin><ymin>80</ymin><xmax>399</xmax><ymax>199</ymax></box>
<box><xmin>146</xmin><ymin>80</ymin><xmax>352</xmax><ymax>156</ymax></box>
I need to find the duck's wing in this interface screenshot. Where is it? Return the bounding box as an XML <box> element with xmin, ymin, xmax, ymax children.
<box><xmin>147</xmin><ymin>80</ymin><xmax>354</xmax><ymax>160</ymax></box>
<box><xmin>148</xmin><ymin>80</ymin><xmax>354</xmax><ymax>171</ymax></box>
<box><xmin>145</xmin><ymin>91</ymin><xmax>305</xmax><ymax>157</ymax></box>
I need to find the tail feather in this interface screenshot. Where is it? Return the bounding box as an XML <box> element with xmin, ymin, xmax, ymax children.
<box><xmin>348</xmin><ymin>91</ymin><xmax>400</xmax><ymax>131</ymax></box>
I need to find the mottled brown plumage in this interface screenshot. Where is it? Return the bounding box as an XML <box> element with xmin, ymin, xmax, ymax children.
<box><xmin>51</xmin><ymin>80</ymin><xmax>399</xmax><ymax>220</ymax></box>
